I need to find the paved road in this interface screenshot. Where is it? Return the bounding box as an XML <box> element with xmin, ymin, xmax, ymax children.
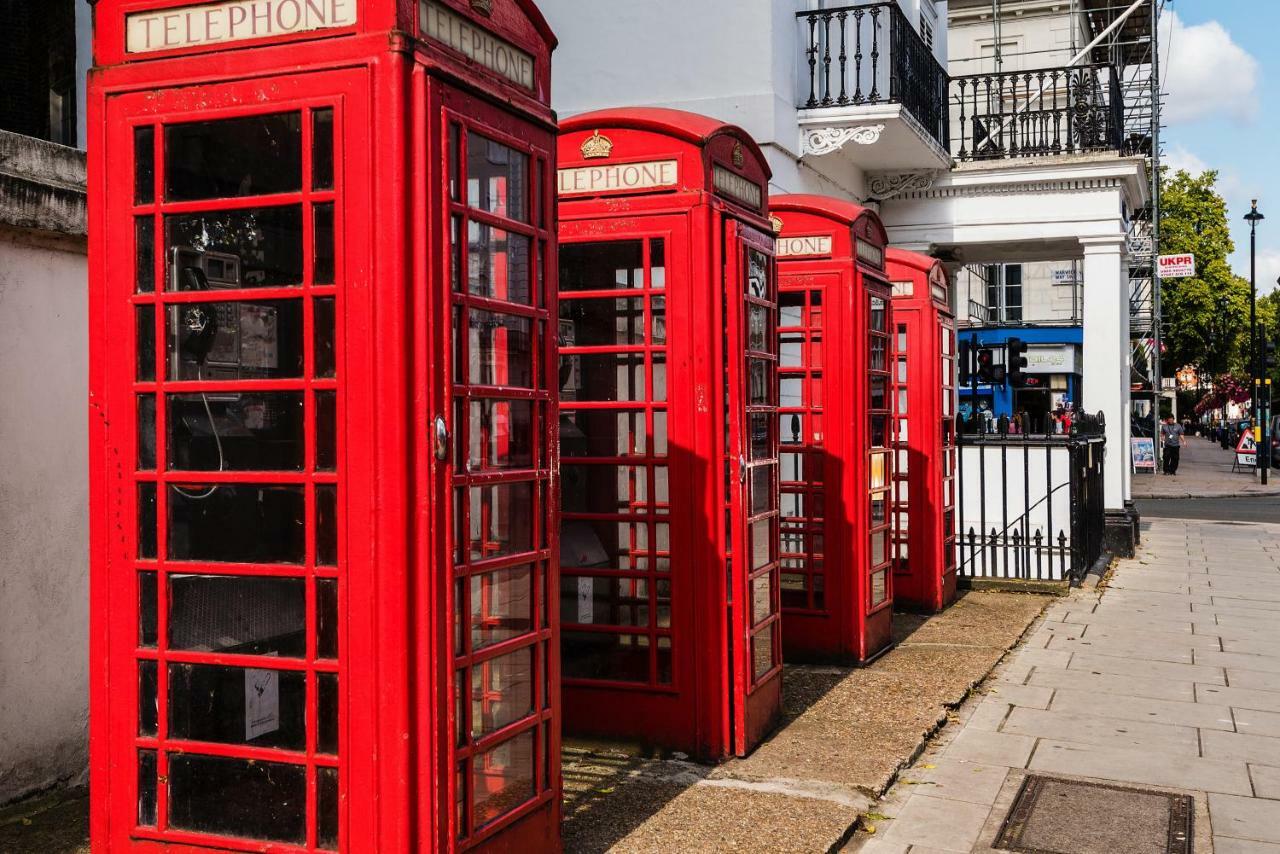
<box><xmin>1137</xmin><ymin>496</ymin><xmax>1280</xmax><ymax>523</ymax></box>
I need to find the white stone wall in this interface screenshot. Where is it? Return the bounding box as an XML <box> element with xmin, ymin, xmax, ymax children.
<box><xmin>948</xmin><ymin>0</ymin><xmax>1091</xmax><ymax>76</ymax></box>
<box><xmin>0</xmin><ymin>228</ymin><xmax>88</xmax><ymax>804</ymax></box>
<box><xmin>955</xmin><ymin>260</ymin><xmax>1083</xmax><ymax>324</ymax></box>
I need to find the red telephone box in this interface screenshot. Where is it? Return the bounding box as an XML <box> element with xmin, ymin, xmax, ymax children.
<box><xmin>770</xmin><ymin>195</ymin><xmax>893</xmax><ymax>664</ymax></box>
<box><xmin>87</xmin><ymin>2</ymin><xmax>561</xmax><ymax>851</ymax></box>
<box><xmin>887</xmin><ymin>249</ymin><xmax>959</xmax><ymax>613</ymax></box>
<box><xmin>555</xmin><ymin>109</ymin><xmax>782</xmax><ymax>759</ymax></box>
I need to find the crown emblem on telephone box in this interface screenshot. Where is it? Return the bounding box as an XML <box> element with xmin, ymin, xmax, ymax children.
<box><xmin>580</xmin><ymin>130</ymin><xmax>614</xmax><ymax>159</ymax></box>
<box><xmin>470</xmin><ymin>0</ymin><xmax>493</xmax><ymax>16</ymax></box>
<box><xmin>732</xmin><ymin>142</ymin><xmax>745</xmax><ymax>168</ymax></box>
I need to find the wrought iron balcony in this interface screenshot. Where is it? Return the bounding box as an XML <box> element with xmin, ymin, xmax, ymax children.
<box><xmin>951</xmin><ymin>64</ymin><xmax>1123</xmax><ymax>162</ymax></box>
<box><xmin>797</xmin><ymin>3</ymin><xmax>948</xmax><ymax>151</ymax></box>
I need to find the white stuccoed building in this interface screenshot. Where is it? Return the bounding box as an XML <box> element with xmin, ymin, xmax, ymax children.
<box><xmin>538</xmin><ymin>0</ymin><xmax>1156</xmax><ymax>552</ymax></box>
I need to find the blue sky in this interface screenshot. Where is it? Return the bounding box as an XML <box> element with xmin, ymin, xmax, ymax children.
<box><xmin>1161</xmin><ymin>2</ymin><xmax>1279</xmax><ymax>291</ymax></box>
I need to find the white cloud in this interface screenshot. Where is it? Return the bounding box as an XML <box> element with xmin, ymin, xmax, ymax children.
<box><xmin>1164</xmin><ymin>143</ymin><xmax>1207</xmax><ymax>176</ymax></box>
<box><xmin>1255</xmin><ymin>248</ymin><xmax>1280</xmax><ymax>296</ymax></box>
<box><xmin>1161</xmin><ymin>12</ymin><xmax>1259</xmax><ymax>126</ymax></box>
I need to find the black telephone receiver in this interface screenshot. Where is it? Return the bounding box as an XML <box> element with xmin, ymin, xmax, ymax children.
<box><xmin>178</xmin><ymin>266</ymin><xmax>218</xmax><ymax>363</ymax></box>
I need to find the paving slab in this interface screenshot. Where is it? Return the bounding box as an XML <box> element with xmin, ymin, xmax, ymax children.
<box><xmin>1001</xmin><ymin>705</ymin><xmax>1201</xmax><ymax>756</ymax></box>
<box><xmin>1029</xmin><ymin>739</ymin><xmax>1254</xmax><ymax>795</ymax></box>
<box><xmin>1251</xmin><ymin>763</ymin><xmax>1280</xmax><ymax>800</ymax></box>
<box><xmin>1049</xmin><ymin>686</ymin><xmax>1236</xmax><ymax>731</ymax></box>
<box><xmin>1026</xmin><ymin>666</ymin><xmax>1196</xmax><ymax>702</ymax></box>
<box><xmin>871</xmin><ymin>793</ymin><xmax>992</xmax><ymax>852</ymax></box>
<box><xmin>1236</xmin><ymin>708</ymin><xmax>1280</xmax><ymax>738</ymax></box>
<box><xmin>1209</xmin><ymin>792</ymin><xmax>1280</xmax><ymax>844</ymax></box>
<box><xmin>1198</xmin><ymin>684</ymin><xmax>1280</xmax><ymax>714</ymax></box>
<box><xmin>1066</xmin><ymin>650</ymin><xmax>1227</xmax><ymax>685</ymax></box>
<box><xmin>1201</xmin><ymin>729</ymin><xmax>1280</xmax><ymax>767</ymax></box>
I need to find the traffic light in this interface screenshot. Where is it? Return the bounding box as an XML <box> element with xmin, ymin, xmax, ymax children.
<box><xmin>1266</xmin><ymin>339</ymin><xmax>1278</xmax><ymax>371</ymax></box>
<box><xmin>1007</xmin><ymin>337</ymin><xmax>1029</xmax><ymax>387</ymax></box>
<box><xmin>958</xmin><ymin>340</ymin><xmax>973</xmax><ymax>386</ymax></box>
<box><xmin>976</xmin><ymin>347</ymin><xmax>995</xmax><ymax>383</ymax></box>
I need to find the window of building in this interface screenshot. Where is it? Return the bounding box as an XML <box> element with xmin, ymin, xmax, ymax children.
<box><xmin>920</xmin><ymin>15</ymin><xmax>934</xmax><ymax>50</ymax></box>
<box><xmin>0</xmin><ymin>2</ymin><xmax>78</xmax><ymax>146</ymax></box>
<box><xmin>984</xmin><ymin>263</ymin><xmax>1023</xmax><ymax>323</ymax></box>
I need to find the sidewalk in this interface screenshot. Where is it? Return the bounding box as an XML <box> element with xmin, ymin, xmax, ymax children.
<box><xmin>1133</xmin><ymin>435</ymin><xmax>1280</xmax><ymax>499</ymax></box>
<box><xmin>846</xmin><ymin>516</ymin><xmax>1280</xmax><ymax>853</ymax></box>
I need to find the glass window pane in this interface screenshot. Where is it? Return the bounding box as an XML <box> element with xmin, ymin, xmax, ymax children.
<box><xmin>560</xmin><ymin>519</ymin><xmax>650</xmax><ymax>571</ymax></box>
<box><xmin>751</xmin><ymin>573</ymin><xmax>771</xmax><ymax>626</ymax></box>
<box><xmin>316</xmin><ymin>390</ymin><xmax>337</xmax><ymax>471</ymax></box>
<box><xmin>134</xmin><ymin>126</ymin><xmax>154</xmax><ymax>205</ymax></box>
<box><xmin>869</xmin><ymin>295</ymin><xmax>886</xmax><ymax>332</ymax></box>
<box><xmin>138</xmin><ymin>482</ymin><xmax>157</xmax><ymax>560</ymax></box>
<box><xmin>168</xmin><ymin>484</ymin><xmax>305</xmax><ymax>564</ymax></box>
<box><xmin>317</xmin><ymin>766</ymin><xmax>339</xmax><ymax>850</ymax></box>
<box><xmin>137</xmin><ymin>305</ymin><xmax>156</xmax><ymax>382</ymax></box>
<box><xmin>465</xmin><ymin>482</ymin><xmax>535</xmax><ymax>561</ymax></box>
<box><xmin>166</xmin><ymin>206</ymin><xmax>303</xmax><ymax>290</ymax></box>
<box><xmin>650</xmin><ymin>238</ymin><xmax>665</xmax><ymax>288</ymax></box>
<box><xmin>136</xmin><ymin>217</ymin><xmax>155</xmax><ymax>293</ymax></box>
<box><xmin>467</xmin><ymin>132</ymin><xmax>528</xmax><ymax>222</ymax></box>
<box><xmin>562</xmin><ymin>575</ymin><xmax>649</xmax><ymax>627</ymax></box>
<box><xmin>468</xmin><ymin>222</ymin><xmax>531</xmax><ymax>304</ymax></box>
<box><xmin>561</xmin><ymin>631</ymin><xmax>649</xmax><ymax>682</ymax></box>
<box><xmin>138</xmin><ymin>394</ymin><xmax>156</xmax><ymax>471</ymax></box>
<box><xmin>473</xmin><ymin>730</ymin><xmax>535</xmax><ymax>828</ymax></box>
<box><xmin>559</xmin><ymin>352</ymin><xmax>644</xmax><ymax>402</ymax></box>
<box><xmin>562</xmin><ymin>464</ymin><xmax>650</xmax><ymax>515</ymax></box>
<box><xmin>319</xmin><ymin>672</ymin><xmax>338</xmax><ymax>754</ymax></box>
<box><xmin>750</xmin><ymin>465</ymin><xmax>774</xmax><ymax>516</ymax></box>
<box><xmin>471</xmin><ymin>646</ymin><xmax>534</xmax><ymax>737</ymax></box>
<box><xmin>169</xmin><ymin>574</ymin><xmax>305</xmax><ymax>655</ymax></box>
<box><xmin>312</xmin><ymin>109</ymin><xmax>334</xmax><ymax>191</ymax></box>
<box><xmin>165</xmin><ymin>112</ymin><xmax>302</xmax><ymax>201</ymax></box>
<box><xmin>469</xmin><ymin>399</ymin><xmax>534</xmax><ymax>470</ymax></box>
<box><xmin>168</xmin><ymin>663</ymin><xmax>306</xmax><ymax>749</ymax></box>
<box><xmin>752</xmin><ymin>627</ymin><xmax>774</xmax><ymax>679</ymax></box>
<box><xmin>779</xmin><ymin>377</ymin><xmax>803</xmax><ymax>408</ymax></box>
<box><xmin>138</xmin><ymin>660</ymin><xmax>157</xmax><ymax>736</ymax></box>
<box><xmin>139</xmin><ymin>571</ymin><xmax>157</xmax><ymax>648</ymax></box>
<box><xmin>168</xmin><ymin>754</ymin><xmax>306</xmax><ymax>844</ymax></box>
<box><xmin>464</xmin><ymin>310</ymin><xmax>533</xmax><ymax>387</ymax></box>
<box><xmin>137</xmin><ymin>749</ymin><xmax>157</xmax><ymax>827</ymax></box>
<box><xmin>472</xmin><ymin>564</ymin><xmax>534</xmax><ymax>651</ymax></box>
<box><xmin>559</xmin><ymin>297</ymin><xmax>646</xmax><ymax>346</ymax></box>
<box><xmin>751</xmin><ymin>519</ymin><xmax>772</xmax><ymax>570</ymax></box>
<box><xmin>317</xmin><ymin>484</ymin><xmax>338</xmax><ymax>567</ymax></box>
<box><xmin>746</xmin><ymin>250</ymin><xmax>769</xmax><ymax>298</ymax></box>
<box><xmin>748</xmin><ymin>304</ymin><xmax>770</xmax><ymax>352</ymax></box>
<box><xmin>317</xmin><ymin>578</ymin><xmax>338</xmax><ymax>659</ymax></box>
<box><xmin>559</xmin><ymin>409</ymin><xmax>646</xmax><ymax>458</ymax></box>
<box><xmin>314</xmin><ymin>202</ymin><xmax>335</xmax><ymax>284</ymax></box>
<box><xmin>166</xmin><ymin>299</ymin><xmax>304</xmax><ymax>382</ymax></box>
<box><xmin>314</xmin><ymin>296</ymin><xmax>336</xmax><ymax>378</ymax></box>
<box><xmin>167</xmin><ymin>392</ymin><xmax>304</xmax><ymax>471</ymax></box>
<box><xmin>560</xmin><ymin>241</ymin><xmax>644</xmax><ymax>291</ymax></box>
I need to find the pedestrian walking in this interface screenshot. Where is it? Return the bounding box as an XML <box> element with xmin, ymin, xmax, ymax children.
<box><xmin>1160</xmin><ymin>414</ymin><xmax>1184</xmax><ymax>475</ymax></box>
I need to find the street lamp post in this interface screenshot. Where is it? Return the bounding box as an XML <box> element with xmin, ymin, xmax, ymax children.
<box><xmin>1244</xmin><ymin>200</ymin><xmax>1266</xmax><ymax>483</ymax></box>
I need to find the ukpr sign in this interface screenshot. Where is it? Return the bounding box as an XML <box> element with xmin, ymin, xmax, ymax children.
<box><xmin>1158</xmin><ymin>254</ymin><xmax>1196</xmax><ymax>279</ymax></box>
<box><xmin>126</xmin><ymin>0</ymin><xmax>356</xmax><ymax>53</ymax></box>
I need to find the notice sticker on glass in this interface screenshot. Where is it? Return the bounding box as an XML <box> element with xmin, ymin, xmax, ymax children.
<box><xmin>245</xmin><ymin>667</ymin><xmax>280</xmax><ymax>741</ymax></box>
<box><xmin>577</xmin><ymin>577</ymin><xmax>593</xmax><ymax>625</ymax></box>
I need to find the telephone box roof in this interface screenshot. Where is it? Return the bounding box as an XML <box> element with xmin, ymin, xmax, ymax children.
<box><xmin>561</xmin><ymin>107</ymin><xmax>771</xmax><ymax>178</ymax></box>
<box><xmin>886</xmin><ymin>247</ymin><xmax>944</xmax><ymax>274</ymax></box>
<box><xmin>770</xmin><ymin>193</ymin><xmax>888</xmax><ymax>245</ymax></box>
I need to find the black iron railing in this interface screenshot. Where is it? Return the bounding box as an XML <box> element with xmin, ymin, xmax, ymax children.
<box><xmin>955</xmin><ymin>432</ymin><xmax>1106</xmax><ymax>583</ymax></box>
<box><xmin>797</xmin><ymin>3</ymin><xmax>949</xmax><ymax>150</ymax></box>
<box><xmin>951</xmin><ymin>64</ymin><xmax>1123</xmax><ymax>161</ymax></box>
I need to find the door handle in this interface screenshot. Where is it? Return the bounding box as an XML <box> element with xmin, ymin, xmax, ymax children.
<box><xmin>739</xmin><ymin>455</ymin><xmax>747</xmax><ymax>484</ymax></box>
<box><xmin>434</xmin><ymin>415</ymin><xmax>450</xmax><ymax>462</ymax></box>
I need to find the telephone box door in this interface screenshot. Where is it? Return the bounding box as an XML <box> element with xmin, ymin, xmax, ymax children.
<box><xmin>99</xmin><ymin>68</ymin><xmax>372</xmax><ymax>851</ymax></box>
<box><xmin>428</xmin><ymin>81</ymin><xmax>560</xmax><ymax>849</ymax></box>
<box><xmin>724</xmin><ymin>220</ymin><xmax>782</xmax><ymax>755</ymax></box>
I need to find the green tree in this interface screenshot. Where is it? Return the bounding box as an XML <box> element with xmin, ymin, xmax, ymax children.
<box><xmin>1158</xmin><ymin>169</ymin><xmax>1253</xmax><ymax>381</ymax></box>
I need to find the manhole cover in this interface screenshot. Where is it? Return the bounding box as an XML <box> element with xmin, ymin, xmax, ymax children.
<box><xmin>995</xmin><ymin>775</ymin><xmax>1193</xmax><ymax>854</ymax></box>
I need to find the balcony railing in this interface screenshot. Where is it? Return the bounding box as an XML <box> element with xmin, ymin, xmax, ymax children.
<box><xmin>951</xmin><ymin>64</ymin><xmax>1123</xmax><ymax>162</ymax></box>
<box><xmin>797</xmin><ymin>3</ymin><xmax>949</xmax><ymax>150</ymax></box>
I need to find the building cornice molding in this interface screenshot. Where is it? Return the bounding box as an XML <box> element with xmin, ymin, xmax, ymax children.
<box><xmin>868</xmin><ymin>170</ymin><xmax>943</xmax><ymax>201</ymax></box>
<box><xmin>891</xmin><ymin>157</ymin><xmax>1149</xmax><ymax>205</ymax></box>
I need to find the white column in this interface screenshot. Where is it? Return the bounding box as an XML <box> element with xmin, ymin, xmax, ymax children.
<box><xmin>1080</xmin><ymin>235</ymin><xmax>1130</xmax><ymax>510</ymax></box>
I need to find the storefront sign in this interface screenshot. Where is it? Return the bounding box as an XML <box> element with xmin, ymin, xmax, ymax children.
<box><xmin>712</xmin><ymin>166</ymin><xmax>762</xmax><ymax>209</ymax></box>
<box><xmin>776</xmin><ymin>235</ymin><xmax>833</xmax><ymax>258</ymax></box>
<box><xmin>557</xmin><ymin>159</ymin><xmax>679</xmax><ymax>196</ymax></box>
<box><xmin>1158</xmin><ymin>253</ymin><xmax>1196</xmax><ymax>279</ymax></box>
<box><xmin>1025</xmin><ymin>345</ymin><xmax>1076</xmax><ymax>374</ymax></box>
<box><xmin>126</xmin><ymin>0</ymin><xmax>356</xmax><ymax>53</ymax></box>
<box><xmin>421</xmin><ymin>0</ymin><xmax>535</xmax><ymax>90</ymax></box>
